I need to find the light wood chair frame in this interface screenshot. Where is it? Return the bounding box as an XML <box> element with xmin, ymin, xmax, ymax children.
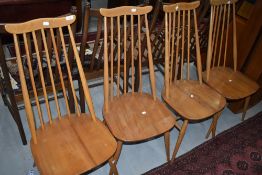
<box><xmin>101</xmin><ymin>6</ymin><xmax>178</xmax><ymax>173</ymax></box>
<box><xmin>163</xmin><ymin>1</ymin><xmax>226</xmax><ymax>160</ymax></box>
<box><xmin>205</xmin><ymin>0</ymin><xmax>259</xmax><ymax>120</ymax></box>
<box><xmin>5</xmin><ymin>15</ymin><xmax>118</xmax><ymax>175</ymax></box>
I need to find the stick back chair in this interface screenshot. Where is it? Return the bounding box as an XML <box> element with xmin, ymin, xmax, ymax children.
<box><xmin>100</xmin><ymin>6</ymin><xmax>178</xmax><ymax>171</ymax></box>
<box><xmin>202</xmin><ymin>0</ymin><xmax>259</xmax><ymax>121</ymax></box>
<box><xmin>162</xmin><ymin>1</ymin><xmax>226</xmax><ymax>159</ymax></box>
<box><xmin>5</xmin><ymin>15</ymin><xmax>118</xmax><ymax>175</ymax></box>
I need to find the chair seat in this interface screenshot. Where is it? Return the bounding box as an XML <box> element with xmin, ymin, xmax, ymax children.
<box><xmin>31</xmin><ymin>115</ymin><xmax>117</xmax><ymax>175</ymax></box>
<box><xmin>162</xmin><ymin>80</ymin><xmax>226</xmax><ymax>120</ymax></box>
<box><xmin>202</xmin><ymin>67</ymin><xmax>259</xmax><ymax>100</ymax></box>
<box><xmin>103</xmin><ymin>93</ymin><xmax>176</xmax><ymax>142</ymax></box>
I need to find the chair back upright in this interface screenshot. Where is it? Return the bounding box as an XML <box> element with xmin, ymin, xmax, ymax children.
<box><xmin>163</xmin><ymin>1</ymin><xmax>201</xmax><ymax>98</ymax></box>
<box><xmin>100</xmin><ymin>6</ymin><xmax>156</xmax><ymax>113</ymax></box>
<box><xmin>206</xmin><ymin>0</ymin><xmax>237</xmax><ymax>80</ymax></box>
<box><xmin>5</xmin><ymin>15</ymin><xmax>97</xmax><ymax>144</ymax></box>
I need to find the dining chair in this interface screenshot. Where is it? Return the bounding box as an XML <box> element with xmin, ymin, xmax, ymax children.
<box><xmin>5</xmin><ymin>15</ymin><xmax>118</xmax><ymax>175</ymax></box>
<box><xmin>202</xmin><ymin>0</ymin><xmax>259</xmax><ymax>121</ymax></box>
<box><xmin>100</xmin><ymin>5</ymin><xmax>178</xmax><ymax>172</ymax></box>
<box><xmin>162</xmin><ymin>1</ymin><xmax>226</xmax><ymax>160</ymax></box>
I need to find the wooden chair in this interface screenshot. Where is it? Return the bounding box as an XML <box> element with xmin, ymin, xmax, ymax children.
<box><xmin>5</xmin><ymin>15</ymin><xmax>118</xmax><ymax>175</ymax></box>
<box><xmin>162</xmin><ymin>1</ymin><xmax>226</xmax><ymax>160</ymax></box>
<box><xmin>100</xmin><ymin>6</ymin><xmax>178</xmax><ymax>172</ymax></box>
<box><xmin>202</xmin><ymin>0</ymin><xmax>259</xmax><ymax>121</ymax></box>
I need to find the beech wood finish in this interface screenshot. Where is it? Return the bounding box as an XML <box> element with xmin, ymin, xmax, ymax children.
<box><xmin>5</xmin><ymin>15</ymin><xmax>118</xmax><ymax>175</ymax></box>
<box><xmin>162</xmin><ymin>2</ymin><xmax>226</xmax><ymax>160</ymax></box>
<box><xmin>202</xmin><ymin>0</ymin><xmax>259</xmax><ymax>121</ymax></box>
<box><xmin>101</xmin><ymin>6</ymin><xmax>178</xmax><ymax>172</ymax></box>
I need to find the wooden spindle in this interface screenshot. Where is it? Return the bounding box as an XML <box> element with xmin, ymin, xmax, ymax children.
<box><xmin>211</xmin><ymin>6</ymin><xmax>218</xmax><ymax>68</ymax></box>
<box><xmin>58</xmin><ymin>28</ymin><xmax>80</xmax><ymax>116</ymax></box>
<box><xmin>165</xmin><ymin>12</ymin><xmax>170</xmax><ymax>98</ymax></box>
<box><xmin>170</xmin><ymin>12</ymin><xmax>176</xmax><ymax>84</ymax></box>
<box><xmin>194</xmin><ymin>9</ymin><xmax>202</xmax><ymax>84</ymax></box>
<box><xmin>23</xmin><ymin>33</ymin><xmax>44</xmax><ymax>129</ymax></box>
<box><xmin>124</xmin><ymin>15</ymin><xmax>127</xmax><ymax>94</ymax></box>
<box><xmin>206</xmin><ymin>6</ymin><xmax>214</xmax><ymax>80</ymax></box>
<box><xmin>68</xmin><ymin>25</ymin><xmax>97</xmax><ymax>121</ymax></box>
<box><xmin>233</xmin><ymin>2</ymin><xmax>237</xmax><ymax>71</ymax></box>
<box><xmin>217</xmin><ymin>4</ymin><xmax>226</xmax><ymax>67</ymax></box>
<box><xmin>212</xmin><ymin>5</ymin><xmax>223</xmax><ymax>67</ymax></box>
<box><xmin>104</xmin><ymin>17</ymin><xmax>109</xmax><ymax>112</ymax></box>
<box><xmin>187</xmin><ymin>10</ymin><xmax>190</xmax><ymax>80</ymax></box>
<box><xmin>110</xmin><ymin>17</ymin><xmax>114</xmax><ymax>100</ymax></box>
<box><xmin>181</xmin><ymin>10</ymin><xmax>185</xmax><ymax>80</ymax></box>
<box><xmin>131</xmin><ymin>14</ymin><xmax>134</xmax><ymax>93</ymax></box>
<box><xmin>32</xmin><ymin>31</ymin><xmax>53</xmax><ymax>123</ymax></box>
<box><xmin>138</xmin><ymin>15</ymin><xmax>142</xmax><ymax>94</ymax></box>
<box><xmin>50</xmin><ymin>28</ymin><xmax>71</xmax><ymax>115</ymax></box>
<box><xmin>41</xmin><ymin>29</ymin><xmax>62</xmax><ymax>119</ymax></box>
<box><xmin>145</xmin><ymin>14</ymin><xmax>156</xmax><ymax>100</ymax></box>
<box><xmin>223</xmin><ymin>3</ymin><xmax>230</xmax><ymax>67</ymax></box>
<box><xmin>117</xmin><ymin>16</ymin><xmax>121</xmax><ymax>97</ymax></box>
<box><xmin>175</xmin><ymin>10</ymin><xmax>181</xmax><ymax>82</ymax></box>
<box><xmin>14</xmin><ymin>34</ymin><xmax>37</xmax><ymax>144</ymax></box>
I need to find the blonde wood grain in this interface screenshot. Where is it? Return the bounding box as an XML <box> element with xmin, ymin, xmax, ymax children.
<box><xmin>187</xmin><ymin>10</ymin><xmax>190</xmax><ymax>80</ymax></box>
<box><xmin>217</xmin><ymin>4</ymin><xmax>226</xmax><ymax>66</ymax></box>
<box><xmin>13</xmin><ymin>34</ymin><xmax>37</xmax><ymax>144</ymax></box>
<box><xmin>59</xmin><ymin>27</ymin><xmax>81</xmax><ymax>116</ymax></box>
<box><xmin>101</xmin><ymin>6</ymin><xmax>176</xmax><ymax>165</ymax></box>
<box><xmin>32</xmin><ymin>31</ymin><xmax>53</xmax><ymax>123</ymax></box>
<box><xmin>204</xmin><ymin>0</ymin><xmax>259</xmax><ymax>115</ymax></box>
<box><xmin>50</xmin><ymin>28</ymin><xmax>71</xmax><ymax>115</ymax></box>
<box><xmin>22</xmin><ymin>33</ymin><xmax>44</xmax><ymax>129</ymax></box>
<box><xmin>203</xmin><ymin>67</ymin><xmax>259</xmax><ymax>99</ymax></box>
<box><xmin>41</xmin><ymin>29</ymin><xmax>62</xmax><ymax>119</ymax></box>
<box><xmin>162</xmin><ymin>80</ymin><xmax>225</xmax><ymax>120</ymax></box>
<box><xmin>163</xmin><ymin>2</ymin><xmax>226</xmax><ymax>159</ymax></box>
<box><xmin>163</xmin><ymin>1</ymin><xmax>200</xmax><ymax>12</ymax></box>
<box><xmin>100</xmin><ymin>6</ymin><xmax>152</xmax><ymax>17</ymax></box>
<box><xmin>31</xmin><ymin>115</ymin><xmax>116</xmax><ymax>175</ymax></box>
<box><xmin>6</xmin><ymin>15</ymin><xmax>117</xmax><ymax>174</ymax></box>
<box><xmin>210</xmin><ymin>0</ymin><xmax>238</xmax><ymax>6</ymax></box>
<box><xmin>104</xmin><ymin>93</ymin><xmax>176</xmax><ymax>142</ymax></box>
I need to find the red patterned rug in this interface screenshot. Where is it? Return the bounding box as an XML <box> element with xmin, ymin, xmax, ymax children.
<box><xmin>144</xmin><ymin>112</ymin><xmax>262</xmax><ymax>175</ymax></box>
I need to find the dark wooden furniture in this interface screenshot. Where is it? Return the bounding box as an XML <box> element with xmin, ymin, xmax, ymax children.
<box><xmin>202</xmin><ymin>0</ymin><xmax>259</xmax><ymax>121</ymax></box>
<box><xmin>5</xmin><ymin>15</ymin><xmax>118</xmax><ymax>175</ymax></box>
<box><xmin>101</xmin><ymin>6</ymin><xmax>178</xmax><ymax>173</ymax></box>
<box><xmin>161</xmin><ymin>1</ymin><xmax>226</xmax><ymax>160</ymax></box>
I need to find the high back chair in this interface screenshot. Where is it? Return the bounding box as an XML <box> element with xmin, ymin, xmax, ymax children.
<box><xmin>5</xmin><ymin>15</ymin><xmax>118</xmax><ymax>175</ymax></box>
<box><xmin>162</xmin><ymin>1</ymin><xmax>226</xmax><ymax>160</ymax></box>
<box><xmin>202</xmin><ymin>0</ymin><xmax>259</xmax><ymax>121</ymax></box>
<box><xmin>100</xmin><ymin>6</ymin><xmax>178</xmax><ymax>172</ymax></box>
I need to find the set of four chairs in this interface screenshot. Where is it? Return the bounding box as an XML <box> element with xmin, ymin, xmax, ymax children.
<box><xmin>5</xmin><ymin>0</ymin><xmax>258</xmax><ymax>174</ymax></box>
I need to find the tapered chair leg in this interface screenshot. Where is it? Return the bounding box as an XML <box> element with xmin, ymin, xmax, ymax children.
<box><xmin>164</xmin><ymin>131</ymin><xmax>170</xmax><ymax>161</ymax></box>
<box><xmin>242</xmin><ymin>96</ymin><xmax>251</xmax><ymax>121</ymax></box>
<box><xmin>172</xmin><ymin>120</ymin><xmax>188</xmax><ymax>160</ymax></box>
<box><xmin>109</xmin><ymin>157</ymin><xmax>119</xmax><ymax>175</ymax></box>
<box><xmin>206</xmin><ymin>110</ymin><xmax>223</xmax><ymax>139</ymax></box>
<box><xmin>109</xmin><ymin>141</ymin><xmax>123</xmax><ymax>175</ymax></box>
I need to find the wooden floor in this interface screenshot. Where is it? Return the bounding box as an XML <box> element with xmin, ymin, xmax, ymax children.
<box><xmin>0</xmin><ymin>65</ymin><xmax>261</xmax><ymax>175</ymax></box>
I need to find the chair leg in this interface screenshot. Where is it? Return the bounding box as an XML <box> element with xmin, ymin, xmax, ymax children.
<box><xmin>109</xmin><ymin>141</ymin><xmax>123</xmax><ymax>175</ymax></box>
<box><xmin>242</xmin><ymin>96</ymin><xmax>251</xmax><ymax>121</ymax></box>
<box><xmin>109</xmin><ymin>157</ymin><xmax>119</xmax><ymax>175</ymax></box>
<box><xmin>171</xmin><ymin>120</ymin><xmax>188</xmax><ymax>161</ymax></box>
<box><xmin>206</xmin><ymin>111</ymin><xmax>222</xmax><ymax>139</ymax></box>
<box><xmin>164</xmin><ymin>131</ymin><xmax>170</xmax><ymax>162</ymax></box>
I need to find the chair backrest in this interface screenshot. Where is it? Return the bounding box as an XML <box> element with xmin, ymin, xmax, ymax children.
<box><xmin>100</xmin><ymin>6</ymin><xmax>156</xmax><ymax>112</ymax></box>
<box><xmin>206</xmin><ymin>0</ymin><xmax>237</xmax><ymax>80</ymax></box>
<box><xmin>5</xmin><ymin>15</ymin><xmax>97</xmax><ymax>144</ymax></box>
<box><xmin>163</xmin><ymin>2</ymin><xmax>202</xmax><ymax>96</ymax></box>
